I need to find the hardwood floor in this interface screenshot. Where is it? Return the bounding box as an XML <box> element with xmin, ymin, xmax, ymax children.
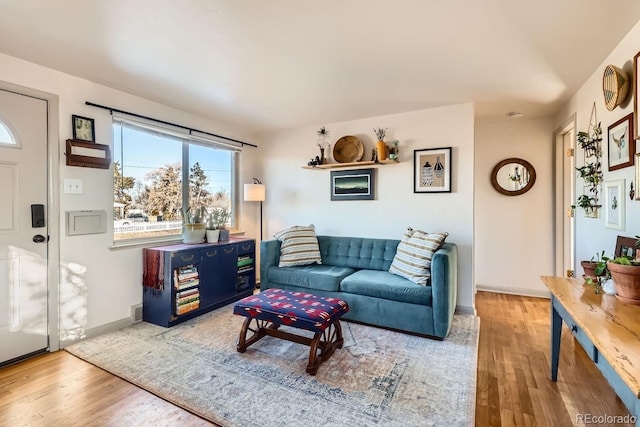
<box><xmin>0</xmin><ymin>291</ymin><xmax>633</xmax><ymax>426</ymax></box>
<box><xmin>475</xmin><ymin>291</ymin><xmax>633</xmax><ymax>427</ymax></box>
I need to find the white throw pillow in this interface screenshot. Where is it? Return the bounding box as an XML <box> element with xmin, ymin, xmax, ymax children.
<box><xmin>274</xmin><ymin>224</ymin><xmax>322</xmax><ymax>267</ymax></box>
<box><xmin>389</xmin><ymin>227</ymin><xmax>448</xmax><ymax>285</ymax></box>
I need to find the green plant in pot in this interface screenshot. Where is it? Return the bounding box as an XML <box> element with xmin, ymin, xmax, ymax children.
<box><xmin>607</xmin><ymin>240</ymin><xmax>640</xmax><ymax>304</ymax></box>
<box><xmin>205</xmin><ymin>207</ymin><xmax>231</xmax><ymax>243</ymax></box>
<box><xmin>181</xmin><ymin>206</ymin><xmax>206</xmax><ymax>244</ymax></box>
<box><xmin>583</xmin><ymin>251</ymin><xmax>611</xmax><ymax>294</ymax></box>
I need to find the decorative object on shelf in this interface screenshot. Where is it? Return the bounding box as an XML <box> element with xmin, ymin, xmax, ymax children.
<box><xmin>602</xmin><ymin>64</ymin><xmax>630</xmax><ymax>111</ymax></box>
<box><xmin>72</xmin><ymin>114</ymin><xmax>95</xmax><ymax>142</ymax></box>
<box><xmin>605</xmin><ymin>179</ymin><xmax>625</xmax><ymax>230</ymax></box>
<box><xmin>413</xmin><ymin>147</ymin><xmax>451</xmax><ymax>193</ymax></box>
<box><xmin>65</xmin><ymin>139</ymin><xmax>111</xmax><ymax>169</ymax></box>
<box><xmin>244</xmin><ymin>178</ymin><xmax>266</xmax><ymax>239</ymax></box>
<box><xmin>333</xmin><ymin>135</ymin><xmax>364</xmax><ymax>163</ymax></box>
<box><xmin>205</xmin><ymin>206</ymin><xmax>231</xmax><ymax>243</ymax></box>
<box><xmin>374</xmin><ymin>127</ymin><xmax>387</xmax><ymax>161</ymax></box>
<box><xmin>607</xmin><ymin>113</ymin><xmax>635</xmax><ymax>171</ymax></box>
<box><xmin>388</xmin><ymin>140</ymin><xmax>399</xmax><ymax>160</ymax></box>
<box><xmin>330</xmin><ymin>168</ymin><xmax>375</xmax><ymax>201</ymax></box>
<box><xmin>181</xmin><ymin>206</ymin><xmax>206</xmax><ymax>244</ymax></box>
<box><xmin>574</xmin><ymin>103</ymin><xmax>603</xmax><ymax>217</ymax></box>
<box><xmin>316</xmin><ymin>126</ymin><xmax>330</xmax><ymax>165</ymax></box>
<box><xmin>490</xmin><ymin>158</ymin><xmax>536</xmax><ymax>196</ymax></box>
<box><xmin>634</xmin><ymin>51</ymin><xmax>640</xmax><ymax>140</ymax></box>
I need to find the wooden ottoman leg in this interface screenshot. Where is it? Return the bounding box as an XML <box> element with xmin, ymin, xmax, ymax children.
<box><xmin>237</xmin><ymin>318</ymin><xmax>278</xmax><ymax>353</ymax></box>
<box><xmin>305</xmin><ymin>320</ymin><xmax>345</xmax><ymax>375</ymax></box>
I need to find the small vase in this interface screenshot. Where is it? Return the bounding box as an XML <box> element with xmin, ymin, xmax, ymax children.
<box><xmin>320</xmin><ymin>148</ymin><xmax>327</xmax><ymax>164</ymax></box>
<box><xmin>206</xmin><ymin>229</ymin><xmax>220</xmax><ymax>243</ymax></box>
<box><xmin>376</xmin><ymin>140</ymin><xmax>387</xmax><ymax>161</ymax></box>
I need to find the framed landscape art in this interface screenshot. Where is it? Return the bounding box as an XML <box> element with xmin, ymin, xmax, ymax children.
<box><xmin>413</xmin><ymin>147</ymin><xmax>452</xmax><ymax>193</ymax></box>
<box><xmin>330</xmin><ymin>168</ymin><xmax>375</xmax><ymax>201</ymax></box>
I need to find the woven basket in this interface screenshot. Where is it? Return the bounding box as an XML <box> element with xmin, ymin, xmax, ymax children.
<box><xmin>603</xmin><ymin>64</ymin><xmax>629</xmax><ymax>111</ymax></box>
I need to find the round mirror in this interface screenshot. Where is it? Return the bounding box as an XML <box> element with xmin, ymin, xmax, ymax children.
<box><xmin>490</xmin><ymin>158</ymin><xmax>536</xmax><ymax>196</ymax></box>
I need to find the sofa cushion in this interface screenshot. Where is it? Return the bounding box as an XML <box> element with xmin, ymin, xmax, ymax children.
<box><xmin>389</xmin><ymin>228</ymin><xmax>448</xmax><ymax>285</ymax></box>
<box><xmin>340</xmin><ymin>269</ymin><xmax>432</xmax><ymax>306</ymax></box>
<box><xmin>317</xmin><ymin>236</ymin><xmax>400</xmax><ymax>270</ymax></box>
<box><xmin>267</xmin><ymin>264</ymin><xmax>357</xmax><ymax>292</ymax></box>
<box><xmin>274</xmin><ymin>224</ymin><xmax>322</xmax><ymax>267</ymax></box>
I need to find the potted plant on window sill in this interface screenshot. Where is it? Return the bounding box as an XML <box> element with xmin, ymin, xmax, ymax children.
<box><xmin>205</xmin><ymin>207</ymin><xmax>231</xmax><ymax>243</ymax></box>
<box><xmin>181</xmin><ymin>206</ymin><xmax>206</xmax><ymax>244</ymax></box>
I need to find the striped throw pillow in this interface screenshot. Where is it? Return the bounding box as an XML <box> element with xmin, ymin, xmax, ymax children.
<box><xmin>274</xmin><ymin>224</ymin><xmax>322</xmax><ymax>267</ymax></box>
<box><xmin>389</xmin><ymin>227</ymin><xmax>448</xmax><ymax>285</ymax></box>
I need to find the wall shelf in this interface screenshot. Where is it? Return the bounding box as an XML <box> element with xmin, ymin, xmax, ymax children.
<box><xmin>302</xmin><ymin>160</ymin><xmax>398</xmax><ymax>170</ymax></box>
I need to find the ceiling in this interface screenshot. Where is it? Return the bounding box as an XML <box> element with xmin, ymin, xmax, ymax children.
<box><xmin>1</xmin><ymin>1</ymin><xmax>639</xmax><ymax>135</ymax></box>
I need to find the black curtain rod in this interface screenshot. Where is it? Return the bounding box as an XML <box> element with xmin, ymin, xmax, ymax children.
<box><xmin>85</xmin><ymin>101</ymin><xmax>257</xmax><ymax>148</ymax></box>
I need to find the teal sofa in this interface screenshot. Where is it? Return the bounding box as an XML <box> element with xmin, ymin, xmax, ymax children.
<box><xmin>260</xmin><ymin>235</ymin><xmax>458</xmax><ymax>339</ymax></box>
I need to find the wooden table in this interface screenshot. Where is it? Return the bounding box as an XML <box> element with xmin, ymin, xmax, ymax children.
<box><xmin>541</xmin><ymin>276</ymin><xmax>640</xmax><ymax>424</ymax></box>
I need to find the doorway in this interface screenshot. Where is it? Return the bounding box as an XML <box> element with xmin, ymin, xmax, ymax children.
<box><xmin>555</xmin><ymin>116</ymin><xmax>576</xmax><ymax>278</ymax></box>
<box><xmin>0</xmin><ymin>85</ymin><xmax>59</xmax><ymax>366</ymax></box>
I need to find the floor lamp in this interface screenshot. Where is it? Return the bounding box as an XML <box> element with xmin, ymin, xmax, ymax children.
<box><xmin>244</xmin><ymin>178</ymin><xmax>266</xmax><ymax>240</ymax></box>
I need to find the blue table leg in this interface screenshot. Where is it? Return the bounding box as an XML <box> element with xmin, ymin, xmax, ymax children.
<box><xmin>550</xmin><ymin>296</ymin><xmax>562</xmax><ymax>381</ymax></box>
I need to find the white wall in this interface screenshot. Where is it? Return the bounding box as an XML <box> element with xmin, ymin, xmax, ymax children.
<box><xmin>555</xmin><ymin>20</ymin><xmax>640</xmax><ymax>268</ymax></box>
<box><xmin>259</xmin><ymin>104</ymin><xmax>476</xmax><ymax>312</ymax></box>
<box><xmin>0</xmin><ymin>53</ymin><xmax>261</xmax><ymax>341</ymax></box>
<box><xmin>474</xmin><ymin>117</ymin><xmax>555</xmax><ymax>296</ymax></box>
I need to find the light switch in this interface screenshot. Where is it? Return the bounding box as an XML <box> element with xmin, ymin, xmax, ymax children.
<box><xmin>64</xmin><ymin>178</ymin><xmax>83</xmax><ymax>194</ymax></box>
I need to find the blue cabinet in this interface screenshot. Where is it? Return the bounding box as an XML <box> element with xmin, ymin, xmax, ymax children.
<box><xmin>142</xmin><ymin>238</ymin><xmax>255</xmax><ymax>327</ymax></box>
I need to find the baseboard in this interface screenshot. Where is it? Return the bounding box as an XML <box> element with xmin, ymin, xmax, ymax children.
<box><xmin>476</xmin><ymin>285</ymin><xmax>551</xmax><ymax>299</ymax></box>
<box><xmin>456</xmin><ymin>305</ymin><xmax>476</xmax><ymax>315</ymax></box>
<box><xmin>60</xmin><ymin>316</ymin><xmax>132</xmax><ymax>348</ymax></box>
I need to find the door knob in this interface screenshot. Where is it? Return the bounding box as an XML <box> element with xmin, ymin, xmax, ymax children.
<box><xmin>33</xmin><ymin>234</ymin><xmax>46</xmax><ymax>243</ymax></box>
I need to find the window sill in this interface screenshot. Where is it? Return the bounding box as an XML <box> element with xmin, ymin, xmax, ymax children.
<box><xmin>109</xmin><ymin>229</ymin><xmax>246</xmax><ymax>251</ymax></box>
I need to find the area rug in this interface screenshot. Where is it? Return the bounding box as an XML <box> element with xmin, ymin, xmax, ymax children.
<box><xmin>66</xmin><ymin>305</ymin><xmax>479</xmax><ymax>427</ymax></box>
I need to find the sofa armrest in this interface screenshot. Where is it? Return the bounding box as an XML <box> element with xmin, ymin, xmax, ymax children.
<box><xmin>260</xmin><ymin>239</ymin><xmax>281</xmax><ymax>291</ymax></box>
<box><xmin>430</xmin><ymin>242</ymin><xmax>458</xmax><ymax>338</ymax></box>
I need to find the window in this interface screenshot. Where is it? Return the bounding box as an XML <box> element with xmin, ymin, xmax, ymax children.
<box><xmin>0</xmin><ymin>117</ymin><xmax>19</xmax><ymax>147</ymax></box>
<box><xmin>112</xmin><ymin>116</ymin><xmax>239</xmax><ymax>244</ymax></box>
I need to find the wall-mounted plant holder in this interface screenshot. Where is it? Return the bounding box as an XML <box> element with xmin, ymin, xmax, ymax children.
<box><xmin>575</xmin><ymin>103</ymin><xmax>603</xmax><ymax>217</ymax></box>
<box><xmin>65</xmin><ymin>139</ymin><xmax>111</xmax><ymax>169</ymax></box>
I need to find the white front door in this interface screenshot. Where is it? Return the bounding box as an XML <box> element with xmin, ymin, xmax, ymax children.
<box><xmin>0</xmin><ymin>88</ymin><xmax>49</xmax><ymax>365</ymax></box>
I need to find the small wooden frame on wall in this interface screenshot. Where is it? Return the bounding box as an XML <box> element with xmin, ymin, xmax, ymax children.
<box><xmin>607</xmin><ymin>113</ymin><xmax>634</xmax><ymax>171</ymax></box>
<box><xmin>72</xmin><ymin>114</ymin><xmax>95</xmax><ymax>142</ymax></box>
<box><xmin>635</xmin><ymin>51</ymin><xmax>640</xmax><ymax>140</ymax></box>
<box><xmin>66</xmin><ymin>139</ymin><xmax>111</xmax><ymax>169</ymax></box>
<box><xmin>413</xmin><ymin>147</ymin><xmax>452</xmax><ymax>193</ymax></box>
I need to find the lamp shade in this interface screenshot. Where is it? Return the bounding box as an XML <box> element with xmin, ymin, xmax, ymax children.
<box><xmin>244</xmin><ymin>183</ymin><xmax>266</xmax><ymax>202</ymax></box>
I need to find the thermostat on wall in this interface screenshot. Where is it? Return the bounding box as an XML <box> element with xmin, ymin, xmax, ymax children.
<box><xmin>66</xmin><ymin>210</ymin><xmax>107</xmax><ymax>236</ymax></box>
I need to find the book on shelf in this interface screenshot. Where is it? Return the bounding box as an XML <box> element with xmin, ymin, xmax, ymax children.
<box><xmin>238</xmin><ymin>265</ymin><xmax>253</xmax><ymax>273</ymax></box>
<box><xmin>176</xmin><ymin>300</ymin><xmax>200</xmax><ymax>315</ymax></box>
<box><xmin>174</xmin><ymin>264</ymin><xmax>200</xmax><ymax>290</ymax></box>
<box><xmin>237</xmin><ymin>257</ymin><xmax>254</xmax><ymax>268</ymax></box>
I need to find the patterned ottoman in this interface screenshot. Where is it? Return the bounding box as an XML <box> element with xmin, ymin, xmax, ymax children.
<box><xmin>233</xmin><ymin>288</ymin><xmax>349</xmax><ymax>375</ymax></box>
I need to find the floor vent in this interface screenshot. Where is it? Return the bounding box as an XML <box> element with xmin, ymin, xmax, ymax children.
<box><xmin>131</xmin><ymin>304</ymin><xmax>143</xmax><ymax>323</ymax></box>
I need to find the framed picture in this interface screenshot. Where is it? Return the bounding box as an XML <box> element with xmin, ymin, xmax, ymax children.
<box><xmin>634</xmin><ymin>51</ymin><xmax>640</xmax><ymax>140</ymax></box>
<box><xmin>413</xmin><ymin>147</ymin><xmax>452</xmax><ymax>193</ymax></box>
<box><xmin>636</xmin><ymin>153</ymin><xmax>640</xmax><ymax>200</ymax></box>
<box><xmin>615</xmin><ymin>235</ymin><xmax>637</xmax><ymax>258</ymax></box>
<box><xmin>330</xmin><ymin>168</ymin><xmax>375</xmax><ymax>201</ymax></box>
<box><xmin>605</xmin><ymin>179</ymin><xmax>625</xmax><ymax>230</ymax></box>
<box><xmin>607</xmin><ymin>113</ymin><xmax>634</xmax><ymax>171</ymax></box>
<box><xmin>72</xmin><ymin>114</ymin><xmax>95</xmax><ymax>142</ymax></box>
